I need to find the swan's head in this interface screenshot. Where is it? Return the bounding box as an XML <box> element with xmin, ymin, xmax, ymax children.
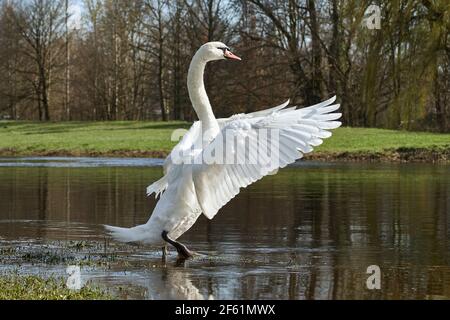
<box><xmin>198</xmin><ymin>41</ymin><xmax>241</xmax><ymax>62</ymax></box>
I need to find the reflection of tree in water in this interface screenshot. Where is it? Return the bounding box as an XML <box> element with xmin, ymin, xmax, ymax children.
<box><xmin>0</xmin><ymin>164</ymin><xmax>450</xmax><ymax>299</ymax></box>
<box><xmin>212</xmin><ymin>166</ymin><xmax>450</xmax><ymax>299</ymax></box>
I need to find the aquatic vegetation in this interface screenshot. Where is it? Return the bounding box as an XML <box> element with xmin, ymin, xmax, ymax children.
<box><xmin>0</xmin><ymin>240</ymin><xmax>130</xmax><ymax>269</ymax></box>
<box><xmin>0</xmin><ymin>273</ymin><xmax>112</xmax><ymax>300</ymax></box>
<box><xmin>22</xmin><ymin>251</ymin><xmax>77</xmax><ymax>265</ymax></box>
<box><xmin>0</xmin><ymin>247</ymin><xmax>16</xmax><ymax>255</ymax></box>
<box><xmin>0</xmin><ymin>239</ymin><xmax>153</xmax><ymax>299</ymax></box>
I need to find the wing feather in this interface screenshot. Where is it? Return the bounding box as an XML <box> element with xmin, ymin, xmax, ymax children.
<box><xmin>193</xmin><ymin>96</ymin><xmax>342</xmax><ymax>219</ymax></box>
<box><xmin>146</xmin><ymin>121</ymin><xmax>202</xmax><ymax>197</ymax></box>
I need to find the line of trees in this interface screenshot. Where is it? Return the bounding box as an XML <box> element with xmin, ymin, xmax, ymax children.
<box><xmin>0</xmin><ymin>0</ymin><xmax>448</xmax><ymax>132</ymax></box>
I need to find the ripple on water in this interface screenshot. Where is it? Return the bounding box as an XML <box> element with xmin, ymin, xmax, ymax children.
<box><xmin>0</xmin><ymin>157</ymin><xmax>164</xmax><ymax>168</ymax></box>
<box><xmin>0</xmin><ymin>161</ymin><xmax>450</xmax><ymax>299</ymax></box>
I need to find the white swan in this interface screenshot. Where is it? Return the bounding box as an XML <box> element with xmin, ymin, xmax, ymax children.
<box><xmin>105</xmin><ymin>42</ymin><xmax>342</xmax><ymax>258</ymax></box>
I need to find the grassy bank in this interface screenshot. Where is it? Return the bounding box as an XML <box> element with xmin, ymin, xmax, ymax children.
<box><xmin>0</xmin><ymin>121</ymin><xmax>449</xmax><ymax>162</ymax></box>
<box><xmin>0</xmin><ymin>273</ymin><xmax>112</xmax><ymax>300</ymax></box>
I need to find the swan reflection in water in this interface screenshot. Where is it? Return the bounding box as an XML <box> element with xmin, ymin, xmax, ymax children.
<box><xmin>144</xmin><ymin>268</ymin><xmax>212</xmax><ymax>300</ymax></box>
<box><xmin>103</xmin><ymin>265</ymin><xmax>214</xmax><ymax>300</ymax></box>
<box><xmin>133</xmin><ymin>267</ymin><xmax>214</xmax><ymax>300</ymax></box>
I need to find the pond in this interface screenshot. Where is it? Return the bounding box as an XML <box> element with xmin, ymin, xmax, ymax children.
<box><xmin>0</xmin><ymin>157</ymin><xmax>449</xmax><ymax>299</ymax></box>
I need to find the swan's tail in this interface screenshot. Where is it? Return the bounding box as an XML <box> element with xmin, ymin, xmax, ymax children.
<box><xmin>104</xmin><ymin>224</ymin><xmax>149</xmax><ymax>243</ymax></box>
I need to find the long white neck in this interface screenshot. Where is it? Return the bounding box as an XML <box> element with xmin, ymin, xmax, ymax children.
<box><xmin>187</xmin><ymin>52</ymin><xmax>220</xmax><ymax>137</ymax></box>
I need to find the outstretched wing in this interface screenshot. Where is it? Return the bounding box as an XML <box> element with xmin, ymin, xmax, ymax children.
<box><xmin>147</xmin><ymin>100</ymin><xmax>290</xmax><ymax>198</ymax></box>
<box><xmin>192</xmin><ymin>96</ymin><xmax>342</xmax><ymax>219</ymax></box>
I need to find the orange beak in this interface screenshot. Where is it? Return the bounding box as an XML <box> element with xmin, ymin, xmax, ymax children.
<box><xmin>224</xmin><ymin>49</ymin><xmax>242</xmax><ymax>61</ymax></box>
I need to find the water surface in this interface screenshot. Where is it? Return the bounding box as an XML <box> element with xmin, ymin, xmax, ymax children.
<box><xmin>0</xmin><ymin>158</ymin><xmax>449</xmax><ymax>299</ymax></box>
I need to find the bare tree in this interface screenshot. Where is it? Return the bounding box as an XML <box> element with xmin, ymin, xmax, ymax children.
<box><xmin>10</xmin><ymin>0</ymin><xmax>67</xmax><ymax>120</ymax></box>
<box><xmin>64</xmin><ymin>0</ymin><xmax>71</xmax><ymax>120</ymax></box>
<box><xmin>0</xmin><ymin>0</ymin><xmax>448</xmax><ymax>131</ymax></box>
<box><xmin>144</xmin><ymin>0</ymin><xmax>169</xmax><ymax>121</ymax></box>
<box><xmin>0</xmin><ymin>1</ymin><xmax>26</xmax><ymax>119</ymax></box>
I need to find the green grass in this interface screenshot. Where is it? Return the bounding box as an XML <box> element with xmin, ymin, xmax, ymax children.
<box><xmin>0</xmin><ymin>274</ymin><xmax>112</xmax><ymax>300</ymax></box>
<box><xmin>0</xmin><ymin>121</ymin><xmax>189</xmax><ymax>155</ymax></box>
<box><xmin>315</xmin><ymin>127</ymin><xmax>450</xmax><ymax>153</ymax></box>
<box><xmin>0</xmin><ymin>121</ymin><xmax>448</xmax><ymax>159</ymax></box>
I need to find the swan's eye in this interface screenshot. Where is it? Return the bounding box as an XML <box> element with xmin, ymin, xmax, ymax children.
<box><xmin>217</xmin><ymin>47</ymin><xmax>228</xmax><ymax>53</ymax></box>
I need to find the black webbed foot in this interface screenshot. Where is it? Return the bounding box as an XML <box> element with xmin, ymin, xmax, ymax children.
<box><xmin>161</xmin><ymin>230</ymin><xmax>194</xmax><ymax>259</ymax></box>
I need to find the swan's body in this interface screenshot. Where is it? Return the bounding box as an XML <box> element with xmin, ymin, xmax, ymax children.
<box><xmin>105</xmin><ymin>42</ymin><xmax>342</xmax><ymax>257</ymax></box>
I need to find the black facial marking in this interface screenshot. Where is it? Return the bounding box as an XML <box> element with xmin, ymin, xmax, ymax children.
<box><xmin>217</xmin><ymin>46</ymin><xmax>230</xmax><ymax>52</ymax></box>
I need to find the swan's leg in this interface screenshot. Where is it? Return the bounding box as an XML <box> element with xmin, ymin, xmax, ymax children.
<box><xmin>161</xmin><ymin>245</ymin><xmax>168</xmax><ymax>260</ymax></box>
<box><xmin>161</xmin><ymin>231</ymin><xmax>193</xmax><ymax>259</ymax></box>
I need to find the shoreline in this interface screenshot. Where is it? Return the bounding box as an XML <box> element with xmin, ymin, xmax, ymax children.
<box><xmin>1</xmin><ymin>123</ymin><xmax>449</xmax><ymax>163</ymax></box>
<box><xmin>0</xmin><ymin>147</ymin><xmax>448</xmax><ymax>163</ymax></box>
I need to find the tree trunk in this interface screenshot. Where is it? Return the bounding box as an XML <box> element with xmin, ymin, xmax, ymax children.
<box><xmin>307</xmin><ymin>0</ymin><xmax>323</xmax><ymax>102</ymax></box>
<box><xmin>157</xmin><ymin>3</ymin><xmax>167</xmax><ymax>121</ymax></box>
<box><xmin>328</xmin><ymin>0</ymin><xmax>339</xmax><ymax>95</ymax></box>
<box><xmin>158</xmin><ymin>48</ymin><xmax>167</xmax><ymax>121</ymax></box>
<box><xmin>38</xmin><ymin>64</ymin><xmax>50</xmax><ymax>121</ymax></box>
<box><xmin>65</xmin><ymin>0</ymin><xmax>70</xmax><ymax>120</ymax></box>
